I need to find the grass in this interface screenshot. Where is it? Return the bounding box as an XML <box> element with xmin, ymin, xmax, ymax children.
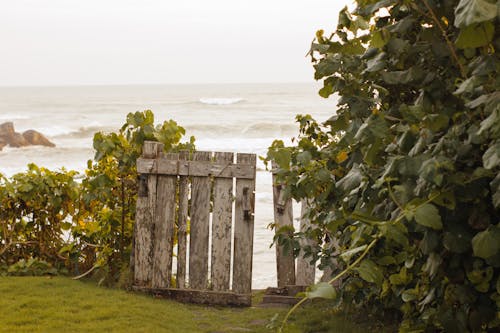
<box><xmin>0</xmin><ymin>276</ymin><xmax>380</xmax><ymax>333</ymax></box>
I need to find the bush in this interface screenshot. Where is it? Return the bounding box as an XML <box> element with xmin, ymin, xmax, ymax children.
<box><xmin>0</xmin><ymin>110</ymin><xmax>195</xmax><ymax>284</ymax></box>
<box><xmin>268</xmin><ymin>0</ymin><xmax>499</xmax><ymax>331</ymax></box>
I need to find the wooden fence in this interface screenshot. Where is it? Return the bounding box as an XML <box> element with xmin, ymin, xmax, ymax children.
<box><xmin>132</xmin><ymin>141</ymin><xmax>256</xmax><ymax>306</ymax></box>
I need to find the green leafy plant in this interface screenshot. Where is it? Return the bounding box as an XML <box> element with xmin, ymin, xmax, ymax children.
<box><xmin>0</xmin><ymin>165</ymin><xmax>79</xmax><ymax>270</ymax></box>
<box><xmin>268</xmin><ymin>0</ymin><xmax>499</xmax><ymax>331</ymax></box>
<box><xmin>1</xmin><ymin>110</ymin><xmax>195</xmax><ymax>284</ymax></box>
<box><xmin>72</xmin><ymin>110</ymin><xmax>195</xmax><ymax>283</ymax></box>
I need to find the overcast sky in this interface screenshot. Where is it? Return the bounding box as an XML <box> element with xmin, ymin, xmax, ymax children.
<box><xmin>0</xmin><ymin>0</ymin><xmax>352</xmax><ymax>86</ymax></box>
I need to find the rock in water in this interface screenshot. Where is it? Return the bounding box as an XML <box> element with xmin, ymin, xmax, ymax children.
<box><xmin>22</xmin><ymin>130</ymin><xmax>56</xmax><ymax>147</ymax></box>
<box><xmin>0</xmin><ymin>122</ymin><xmax>30</xmax><ymax>147</ymax></box>
<box><xmin>0</xmin><ymin>122</ymin><xmax>55</xmax><ymax>148</ymax></box>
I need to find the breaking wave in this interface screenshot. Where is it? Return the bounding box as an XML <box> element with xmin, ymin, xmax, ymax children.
<box><xmin>198</xmin><ymin>98</ymin><xmax>245</xmax><ymax>105</ymax></box>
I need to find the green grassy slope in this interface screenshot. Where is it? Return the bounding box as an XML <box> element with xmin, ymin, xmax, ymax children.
<box><xmin>0</xmin><ymin>277</ymin><xmax>372</xmax><ymax>333</ymax></box>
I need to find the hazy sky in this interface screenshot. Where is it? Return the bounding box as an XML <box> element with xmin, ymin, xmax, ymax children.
<box><xmin>0</xmin><ymin>0</ymin><xmax>351</xmax><ymax>86</ymax></box>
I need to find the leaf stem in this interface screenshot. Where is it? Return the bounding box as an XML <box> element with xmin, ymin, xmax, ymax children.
<box><xmin>420</xmin><ymin>0</ymin><xmax>466</xmax><ymax>78</ymax></box>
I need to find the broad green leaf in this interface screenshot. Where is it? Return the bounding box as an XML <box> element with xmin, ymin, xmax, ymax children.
<box><xmin>296</xmin><ymin>151</ymin><xmax>312</xmax><ymax>165</ymax></box>
<box><xmin>466</xmin><ymin>265</ymin><xmax>493</xmax><ymax>292</ymax></box>
<box><xmin>381</xmin><ymin>223</ymin><xmax>409</xmax><ymax>247</ymax></box>
<box><xmin>370</xmin><ymin>29</ymin><xmax>391</xmax><ymax>49</ymax></box>
<box><xmin>414</xmin><ymin>203</ymin><xmax>443</xmax><ymax>230</ymax></box>
<box><xmin>389</xmin><ymin>266</ymin><xmax>410</xmax><ymax>285</ymax></box>
<box><xmin>455</xmin><ymin>22</ymin><xmax>494</xmax><ymax>49</ymax></box>
<box><xmin>382</xmin><ymin>67</ymin><xmax>425</xmax><ymax>85</ymax></box>
<box><xmin>454</xmin><ymin>0</ymin><xmax>498</xmax><ymax>28</ymax></box>
<box><xmin>424</xmin><ymin>114</ymin><xmax>449</xmax><ymax>132</ymax></box>
<box><xmin>430</xmin><ymin>191</ymin><xmax>456</xmax><ymax>210</ymax></box>
<box><xmin>319</xmin><ymin>84</ymin><xmax>334</xmax><ymax>98</ymax></box>
<box><xmin>355</xmin><ymin>259</ymin><xmax>384</xmax><ymax>286</ymax></box>
<box><xmin>377</xmin><ymin>256</ymin><xmax>396</xmax><ymax>266</ymax></box>
<box><xmin>336</xmin><ymin>166</ymin><xmax>362</xmax><ymax>192</ymax></box>
<box><xmin>402</xmin><ymin>289</ymin><xmax>418</xmax><ymax>302</ymax></box>
<box><xmin>341</xmin><ymin>38</ymin><xmax>366</xmax><ymax>55</ymax></box>
<box><xmin>306</xmin><ymin>282</ymin><xmax>337</xmax><ymax>299</ymax></box>
<box><xmin>357</xmin><ymin>0</ymin><xmax>393</xmax><ymax>16</ymax></box>
<box><xmin>472</xmin><ymin>226</ymin><xmax>500</xmax><ymax>259</ymax></box>
<box><xmin>454</xmin><ymin>76</ymin><xmax>478</xmax><ymax>95</ymax></box>
<box><xmin>483</xmin><ymin>141</ymin><xmax>500</xmax><ymax>169</ymax></box>
<box><xmin>478</xmin><ymin>106</ymin><xmax>500</xmax><ymax>137</ymax></box>
<box><xmin>365</xmin><ymin>52</ymin><xmax>386</xmax><ymax>72</ymax></box>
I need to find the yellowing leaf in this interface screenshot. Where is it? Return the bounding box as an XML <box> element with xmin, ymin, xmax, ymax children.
<box><xmin>336</xmin><ymin>151</ymin><xmax>348</xmax><ymax>163</ymax></box>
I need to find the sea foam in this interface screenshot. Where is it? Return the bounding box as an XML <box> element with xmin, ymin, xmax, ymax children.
<box><xmin>199</xmin><ymin>97</ymin><xmax>244</xmax><ymax>105</ymax></box>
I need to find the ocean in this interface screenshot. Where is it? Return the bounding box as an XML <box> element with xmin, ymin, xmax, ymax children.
<box><xmin>0</xmin><ymin>83</ymin><xmax>336</xmax><ymax>288</ymax></box>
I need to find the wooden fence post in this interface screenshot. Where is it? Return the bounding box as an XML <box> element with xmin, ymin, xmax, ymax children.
<box><xmin>152</xmin><ymin>153</ymin><xmax>178</xmax><ymax>288</ymax></box>
<box><xmin>176</xmin><ymin>150</ymin><xmax>190</xmax><ymax>289</ymax></box>
<box><xmin>134</xmin><ymin>141</ymin><xmax>163</xmax><ymax>287</ymax></box>
<box><xmin>232</xmin><ymin>153</ymin><xmax>256</xmax><ymax>294</ymax></box>
<box><xmin>211</xmin><ymin>152</ymin><xmax>234</xmax><ymax>291</ymax></box>
<box><xmin>272</xmin><ymin>163</ymin><xmax>296</xmax><ymax>288</ymax></box>
<box><xmin>189</xmin><ymin>151</ymin><xmax>212</xmax><ymax>290</ymax></box>
<box><xmin>296</xmin><ymin>200</ymin><xmax>316</xmax><ymax>285</ymax></box>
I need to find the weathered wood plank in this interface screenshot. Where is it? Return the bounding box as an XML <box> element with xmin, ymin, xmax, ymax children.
<box><xmin>296</xmin><ymin>200</ymin><xmax>316</xmax><ymax>286</ymax></box>
<box><xmin>176</xmin><ymin>151</ymin><xmax>190</xmax><ymax>289</ymax></box>
<box><xmin>134</xmin><ymin>141</ymin><xmax>163</xmax><ymax>287</ymax></box>
<box><xmin>152</xmin><ymin>153</ymin><xmax>178</xmax><ymax>288</ymax></box>
<box><xmin>233</xmin><ymin>153</ymin><xmax>256</xmax><ymax>294</ymax></box>
<box><xmin>272</xmin><ymin>164</ymin><xmax>296</xmax><ymax>288</ymax></box>
<box><xmin>132</xmin><ymin>286</ymin><xmax>251</xmax><ymax>307</ymax></box>
<box><xmin>211</xmin><ymin>152</ymin><xmax>234</xmax><ymax>291</ymax></box>
<box><xmin>189</xmin><ymin>151</ymin><xmax>212</xmax><ymax>290</ymax></box>
<box><xmin>137</xmin><ymin>158</ymin><xmax>255</xmax><ymax>179</ymax></box>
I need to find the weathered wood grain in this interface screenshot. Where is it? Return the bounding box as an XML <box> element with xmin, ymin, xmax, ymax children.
<box><xmin>296</xmin><ymin>200</ymin><xmax>316</xmax><ymax>286</ymax></box>
<box><xmin>152</xmin><ymin>153</ymin><xmax>178</xmax><ymax>288</ymax></box>
<box><xmin>211</xmin><ymin>152</ymin><xmax>234</xmax><ymax>291</ymax></box>
<box><xmin>272</xmin><ymin>165</ymin><xmax>296</xmax><ymax>288</ymax></box>
<box><xmin>176</xmin><ymin>150</ymin><xmax>190</xmax><ymax>289</ymax></box>
<box><xmin>137</xmin><ymin>158</ymin><xmax>255</xmax><ymax>179</ymax></box>
<box><xmin>189</xmin><ymin>151</ymin><xmax>212</xmax><ymax>290</ymax></box>
<box><xmin>134</xmin><ymin>141</ymin><xmax>163</xmax><ymax>287</ymax></box>
<box><xmin>132</xmin><ymin>286</ymin><xmax>251</xmax><ymax>307</ymax></box>
<box><xmin>232</xmin><ymin>153</ymin><xmax>256</xmax><ymax>294</ymax></box>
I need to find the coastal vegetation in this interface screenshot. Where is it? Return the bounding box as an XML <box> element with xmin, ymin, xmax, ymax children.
<box><xmin>268</xmin><ymin>0</ymin><xmax>499</xmax><ymax>331</ymax></box>
<box><xmin>0</xmin><ymin>110</ymin><xmax>195</xmax><ymax>283</ymax></box>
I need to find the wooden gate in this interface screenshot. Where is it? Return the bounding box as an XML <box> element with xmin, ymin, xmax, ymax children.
<box><xmin>132</xmin><ymin>141</ymin><xmax>256</xmax><ymax>306</ymax></box>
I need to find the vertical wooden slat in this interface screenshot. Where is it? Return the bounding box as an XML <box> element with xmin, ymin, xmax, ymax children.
<box><xmin>272</xmin><ymin>165</ymin><xmax>296</xmax><ymax>287</ymax></box>
<box><xmin>134</xmin><ymin>141</ymin><xmax>162</xmax><ymax>286</ymax></box>
<box><xmin>233</xmin><ymin>153</ymin><xmax>256</xmax><ymax>294</ymax></box>
<box><xmin>189</xmin><ymin>151</ymin><xmax>211</xmax><ymax>290</ymax></box>
<box><xmin>296</xmin><ymin>200</ymin><xmax>316</xmax><ymax>285</ymax></box>
<box><xmin>211</xmin><ymin>152</ymin><xmax>234</xmax><ymax>291</ymax></box>
<box><xmin>152</xmin><ymin>153</ymin><xmax>178</xmax><ymax>288</ymax></box>
<box><xmin>176</xmin><ymin>150</ymin><xmax>190</xmax><ymax>289</ymax></box>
